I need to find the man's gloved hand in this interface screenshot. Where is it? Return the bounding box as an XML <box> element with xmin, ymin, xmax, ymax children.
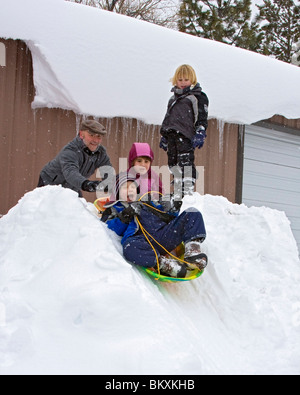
<box><xmin>96</xmin><ymin>182</ymin><xmax>109</xmax><ymax>193</ymax></box>
<box><xmin>81</xmin><ymin>180</ymin><xmax>100</xmax><ymax>192</ymax></box>
<box><xmin>192</xmin><ymin>127</ymin><xmax>207</xmax><ymax>149</ymax></box>
<box><xmin>159</xmin><ymin>136</ymin><xmax>168</xmax><ymax>152</ymax></box>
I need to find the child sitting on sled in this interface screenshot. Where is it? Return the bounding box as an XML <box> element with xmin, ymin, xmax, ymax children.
<box><xmin>101</xmin><ymin>172</ymin><xmax>208</xmax><ymax>278</ymax></box>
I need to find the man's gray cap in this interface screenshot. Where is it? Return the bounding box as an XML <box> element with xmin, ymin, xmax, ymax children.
<box><xmin>81</xmin><ymin>120</ymin><xmax>107</xmax><ymax>135</ymax></box>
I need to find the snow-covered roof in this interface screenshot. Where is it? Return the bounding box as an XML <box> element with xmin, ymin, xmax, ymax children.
<box><xmin>1</xmin><ymin>0</ymin><xmax>300</xmax><ymax>125</ymax></box>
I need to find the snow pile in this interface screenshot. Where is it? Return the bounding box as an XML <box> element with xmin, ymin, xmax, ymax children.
<box><xmin>1</xmin><ymin>0</ymin><xmax>300</xmax><ymax>125</ymax></box>
<box><xmin>0</xmin><ymin>186</ymin><xmax>299</xmax><ymax>375</ymax></box>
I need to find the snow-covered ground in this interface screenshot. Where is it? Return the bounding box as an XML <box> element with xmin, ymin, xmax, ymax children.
<box><xmin>0</xmin><ymin>186</ymin><xmax>299</xmax><ymax>375</ymax></box>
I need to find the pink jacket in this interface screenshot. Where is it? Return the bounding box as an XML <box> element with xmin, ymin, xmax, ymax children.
<box><xmin>128</xmin><ymin>143</ymin><xmax>164</xmax><ymax>198</ymax></box>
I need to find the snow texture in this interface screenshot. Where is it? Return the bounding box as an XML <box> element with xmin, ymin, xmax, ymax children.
<box><xmin>1</xmin><ymin>0</ymin><xmax>300</xmax><ymax>125</ymax></box>
<box><xmin>0</xmin><ymin>186</ymin><xmax>299</xmax><ymax>375</ymax></box>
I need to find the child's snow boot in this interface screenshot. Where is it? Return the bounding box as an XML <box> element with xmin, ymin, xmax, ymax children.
<box><xmin>184</xmin><ymin>239</ymin><xmax>208</xmax><ymax>270</ymax></box>
<box><xmin>183</xmin><ymin>177</ymin><xmax>195</xmax><ymax>196</ymax></box>
<box><xmin>158</xmin><ymin>255</ymin><xmax>187</xmax><ymax>278</ymax></box>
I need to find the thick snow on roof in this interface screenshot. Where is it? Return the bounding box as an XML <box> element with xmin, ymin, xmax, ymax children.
<box><xmin>1</xmin><ymin>0</ymin><xmax>300</xmax><ymax>125</ymax></box>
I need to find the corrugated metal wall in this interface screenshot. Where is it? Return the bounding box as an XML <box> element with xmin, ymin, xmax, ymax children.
<box><xmin>0</xmin><ymin>38</ymin><xmax>240</xmax><ymax>215</ymax></box>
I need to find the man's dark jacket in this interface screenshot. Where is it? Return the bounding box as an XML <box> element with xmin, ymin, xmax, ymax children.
<box><xmin>40</xmin><ymin>136</ymin><xmax>112</xmax><ymax>193</ymax></box>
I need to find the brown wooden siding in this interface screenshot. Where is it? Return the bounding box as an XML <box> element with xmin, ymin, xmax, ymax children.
<box><xmin>268</xmin><ymin>115</ymin><xmax>300</xmax><ymax>130</ymax></box>
<box><xmin>0</xmin><ymin>39</ymin><xmax>77</xmax><ymax>214</ymax></box>
<box><xmin>0</xmin><ymin>38</ymin><xmax>249</xmax><ymax>214</ymax></box>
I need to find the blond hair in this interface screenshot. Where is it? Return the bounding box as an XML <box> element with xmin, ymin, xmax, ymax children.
<box><xmin>171</xmin><ymin>64</ymin><xmax>198</xmax><ymax>86</ymax></box>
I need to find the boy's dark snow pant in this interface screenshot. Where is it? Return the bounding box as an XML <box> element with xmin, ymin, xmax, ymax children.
<box><xmin>166</xmin><ymin>130</ymin><xmax>197</xmax><ymax>183</ymax></box>
<box><xmin>123</xmin><ymin>209</ymin><xmax>206</xmax><ymax>268</ymax></box>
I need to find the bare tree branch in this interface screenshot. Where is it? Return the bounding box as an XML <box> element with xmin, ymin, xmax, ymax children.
<box><xmin>66</xmin><ymin>0</ymin><xmax>179</xmax><ymax>28</ymax></box>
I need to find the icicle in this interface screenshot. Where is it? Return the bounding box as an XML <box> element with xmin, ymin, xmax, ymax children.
<box><xmin>105</xmin><ymin>117</ymin><xmax>113</xmax><ymax>146</ymax></box>
<box><xmin>75</xmin><ymin>114</ymin><xmax>82</xmax><ymax>136</ymax></box>
<box><xmin>136</xmin><ymin>119</ymin><xmax>142</xmax><ymax>141</ymax></box>
<box><xmin>217</xmin><ymin>119</ymin><xmax>225</xmax><ymax>159</ymax></box>
<box><xmin>32</xmin><ymin>108</ymin><xmax>37</xmax><ymax>125</ymax></box>
<box><xmin>238</xmin><ymin>125</ymin><xmax>245</xmax><ymax>146</ymax></box>
<box><xmin>121</xmin><ymin>117</ymin><xmax>133</xmax><ymax>147</ymax></box>
<box><xmin>0</xmin><ymin>42</ymin><xmax>6</xmax><ymax>67</ymax></box>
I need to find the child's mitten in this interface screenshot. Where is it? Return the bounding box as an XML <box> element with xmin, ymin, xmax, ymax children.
<box><xmin>192</xmin><ymin>127</ymin><xmax>207</xmax><ymax>149</ymax></box>
<box><xmin>159</xmin><ymin>136</ymin><xmax>168</xmax><ymax>151</ymax></box>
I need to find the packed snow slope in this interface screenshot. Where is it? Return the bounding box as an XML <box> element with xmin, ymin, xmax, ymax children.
<box><xmin>0</xmin><ymin>186</ymin><xmax>300</xmax><ymax>375</ymax></box>
<box><xmin>1</xmin><ymin>0</ymin><xmax>300</xmax><ymax>124</ymax></box>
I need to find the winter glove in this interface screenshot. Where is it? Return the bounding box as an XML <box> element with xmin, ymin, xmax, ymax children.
<box><xmin>81</xmin><ymin>180</ymin><xmax>100</xmax><ymax>192</ymax></box>
<box><xmin>192</xmin><ymin>127</ymin><xmax>207</xmax><ymax>149</ymax></box>
<box><xmin>96</xmin><ymin>182</ymin><xmax>109</xmax><ymax>193</ymax></box>
<box><xmin>130</xmin><ymin>202</ymin><xmax>142</xmax><ymax>216</ymax></box>
<box><xmin>160</xmin><ymin>195</ymin><xmax>172</xmax><ymax>212</ymax></box>
<box><xmin>160</xmin><ymin>195</ymin><xmax>183</xmax><ymax>213</ymax></box>
<box><xmin>173</xmin><ymin>200</ymin><xmax>183</xmax><ymax>212</ymax></box>
<box><xmin>159</xmin><ymin>136</ymin><xmax>168</xmax><ymax>152</ymax></box>
<box><xmin>117</xmin><ymin>204</ymin><xmax>141</xmax><ymax>224</ymax></box>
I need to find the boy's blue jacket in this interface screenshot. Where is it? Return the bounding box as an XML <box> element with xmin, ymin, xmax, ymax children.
<box><xmin>102</xmin><ymin>200</ymin><xmax>178</xmax><ymax>245</ymax></box>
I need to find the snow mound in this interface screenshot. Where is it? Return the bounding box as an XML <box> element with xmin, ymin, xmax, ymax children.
<box><xmin>0</xmin><ymin>186</ymin><xmax>299</xmax><ymax>374</ymax></box>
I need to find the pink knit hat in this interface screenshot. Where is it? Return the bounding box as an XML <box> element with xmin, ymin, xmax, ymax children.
<box><xmin>128</xmin><ymin>143</ymin><xmax>154</xmax><ymax>168</ymax></box>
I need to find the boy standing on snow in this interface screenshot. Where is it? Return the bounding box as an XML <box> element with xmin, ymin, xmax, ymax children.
<box><xmin>160</xmin><ymin>64</ymin><xmax>209</xmax><ymax>199</ymax></box>
<box><xmin>101</xmin><ymin>173</ymin><xmax>208</xmax><ymax>279</ymax></box>
<box><xmin>38</xmin><ymin>120</ymin><xmax>112</xmax><ymax>196</ymax></box>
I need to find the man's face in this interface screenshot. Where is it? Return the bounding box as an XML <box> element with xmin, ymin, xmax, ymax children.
<box><xmin>79</xmin><ymin>130</ymin><xmax>102</xmax><ymax>152</ymax></box>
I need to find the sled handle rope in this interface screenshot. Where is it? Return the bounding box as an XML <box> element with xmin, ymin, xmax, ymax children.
<box><xmin>136</xmin><ymin>191</ymin><xmax>200</xmax><ymax>274</ymax></box>
<box><xmin>136</xmin><ymin>217</ymin><xmax>161</xmax><ymax>275</ymax></box>
<box><xmin>136</xmin><ymin>217</ymin><xmax>199</xmax><ymax>273</ymax></box>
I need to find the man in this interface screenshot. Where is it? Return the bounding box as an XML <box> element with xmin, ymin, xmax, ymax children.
<box><xmin>38</xmin><ymin>120</ymin><xmax>112</xmax><ymax>196</ymax></box>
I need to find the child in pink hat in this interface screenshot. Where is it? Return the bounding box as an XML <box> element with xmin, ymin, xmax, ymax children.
<box><xmin>128</xmin><ymin>142</ymin><xmax>164</xmax><ymax>200</ymax></box>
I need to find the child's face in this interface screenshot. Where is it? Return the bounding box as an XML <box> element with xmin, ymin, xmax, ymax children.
<box><xmin>133</xmin><ymin>157</ymin><xmax>151</xmax><ymax>175</ymax></box>
<box><xmin>176</xmin><ymin>77</ymin><xmax>192</xmax><ymax>90</ymax></box>
<box><xmin>119</xmin><ymin>181</ymin><xmax>138</xmax><ymax>202</ymax></box>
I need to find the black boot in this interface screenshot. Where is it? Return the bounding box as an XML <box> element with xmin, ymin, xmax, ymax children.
<box><xmin>158</xmin><ymin>256</ymin><xmax>187</xmax><ymax>278</ymax></box>
<box><xmin>184</xmin><ymin>240</ymin><xmax>208</xmax><ymax>270</ymax></box>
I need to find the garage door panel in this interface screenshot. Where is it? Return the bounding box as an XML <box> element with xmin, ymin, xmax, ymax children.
<box><xmin>243</xmin><ymin>183</ymin><xmax>299</xmax><ymax>207</ymax></box>
<box><xmin>294</xmin><ymin>230</ymin><xmax>300</xmax><ymax>248</ymax></box>
<box><xmin>243</xmin><ymin>170</ymin><xmax>300</xmax><ymax>194</ymax></box>
<box><xmin>242</xmin><ymin>198</ymin><xmax>300</xmax><ymax>230</ymax></box>
<box><xmin>243</xmin><ymin>160</ymin><xmax>300</xmax><ymax>182</ymax></box>
<box><xmin>246</xmin><ymin>126</ymin><xmax>300</xmax><ymax>145</ymax></box>
<box><xmin>244</xmin><ymin>128</ymin><xmax>300</xmax><ymax>168</ymax></box>
<box><xmin>245</xmin><ymin>144</ymin><xmax>299</xmax><ymax>168</ymax></box>
<box><xmin>243</xmin><ymin>125</ymin><xmax>300</xmax><ymax>254</ymax></box>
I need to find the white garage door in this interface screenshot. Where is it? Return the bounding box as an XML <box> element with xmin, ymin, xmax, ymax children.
<box><xmin>242</xmin><ymin>124</ymin><xmax>300</xmax><ymax>254</ymax></box>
